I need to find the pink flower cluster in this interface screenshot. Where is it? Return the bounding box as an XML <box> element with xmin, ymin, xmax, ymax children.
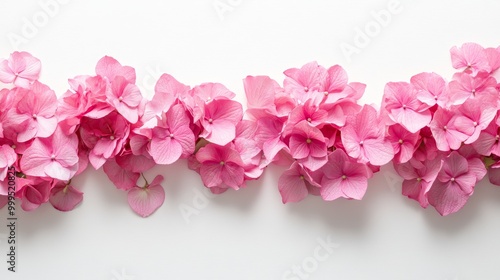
<box><xmin>244</xmin><ymin>62</ymin><xmax>394</xmax><ymax>203</ymax></box>
<box><xmin>1</xmin><ymin>42</ymin><xmax>499</xmax><ymax>218</ymax></box>
<box><xmin>386</xmin><ymin>43</ymin><xmax>500</xmax><ymax>215</ymax></box>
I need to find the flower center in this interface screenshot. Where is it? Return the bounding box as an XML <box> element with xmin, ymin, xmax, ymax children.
<box><xmin>118</xmin><ymin>96</ymin><xmax>123</xmax><ymax>102</ymax></box>
<box><xmin>32</xmin><ymin>114</ymin><xmax>37</xmax><ymax>119</ymax></box>
<box><xmin>110</xmin><ymin>135</ymin><xmax>115</xmax><ymax>140</ymax></box>
<box><xmin>473</xmin><ymin>121</ymin><xmax>478</xmax><ymax>127</ymax></box>
<box><xmin>450</xmin><ymin>177</ymin><xmax>455</xmax><ymax>182</ymax></box>
<box><xmin>220</xmin><ymin>161</ymin><xmax>225</xmax><ymax>166</ymax></box>
<box><xmin>307</xmin><ymin>117</ymin><xmax>312</xmax><ymax>123</ymax></box>
<box><xmin>359</xmin><ymin>140</ymin><xmax>364</xmax><ymax>146</ymax></box>
<box><xmin>306</xmin><ymin>138</ymin><xmax>312</xmax><ymax>144</ymax></box>
<box><xmin>443</xmin><ymin>125</ymin><xmax>447</xmax><ymax>131</ymax></box>
<box><xmin>304</xmin><ymin>87</ymin><xmax>309</xmax><ymax>92</ymax></box>
<box><xmin>208</xmin><ymin>118</ymin><xmax>213</xmax><ymax>124</ymax></box>
<box><xmin>402</xmin><ymin>104</ymin><xmax>407</xmax><ymax>109</ymax></box>
<box><xmin>324</xmin><ymin>91</ymin><xmax>329</xmax><ymax>96</ymax></box>
<box><xmin>51</xmin><ymin>154</ymin><xmax>56</xmax><ymax>161</ymax></box>
<box><xmin>398</xmin><ymin>139</ymin><xmax>403</xmax><ymax>144</ymax></box>
<box><xmin>417</xmin><ymin>177</ymin><xmax>422</xmax><ymax>182</ymax></box>
<box><xmin>169</xmin><ymin>133</ymin><xmax>174</xmax><ymax>138</ymax></box>
<box><xmin>299</xmin><ymin>175</ymin><xmax>304</xmax><ymax>180</ymax></box>
<box><xmin>341</xmin><ymin>175</ymin><xmax>347</xmax><ymax>180</ymax></box>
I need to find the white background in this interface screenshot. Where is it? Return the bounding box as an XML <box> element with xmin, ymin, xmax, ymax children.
<box><xmin>1</xmin><ymin>0</ymin><xmax>500</xmax><ymax>279</ymax></box>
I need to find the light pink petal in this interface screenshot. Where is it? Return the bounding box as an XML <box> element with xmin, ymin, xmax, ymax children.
<box><xmin>205</xmin><ymin>99</ymin><xmax>243</xmax><ymax>125</ymax></box>
<box><xmin>390</xmin><ymin>107</ymin><xmax>431</xmax><ymax>133</ymax></box>
<box><xmin>121</xmin><ymin>83</ymin><xmax>142</xmax><ymax>107</ymax></box>
<box><xmin>467</xmin><ymin>157</ymin><xmax>487</xmax><ymax>182</ymax></box>
<box><xmin>150</xmin><ymin>73</ymin><xmax>189</xmax><ymax>114</ymax></box>
<box><xmin>340</xmin><ymin>175</ymin><xmax>368</xmax><ymax>200</ymax></box>
<box><xmin>320</xmin><ymin>177</ymin><xmax>343</xmax><ymax>201</ymax></box>
<box><xmin>20</xmin><ymin>139</ymin><xmax>50</xmax><ymax>177</ymax></box>
<box><xmin>341</xmin><ymin>125</ymin><xmax>361</xmax><ymax>159</ymax></box>
<box><xmin>96</xmin><ymin>56</ymin><xmax>136</xmax><ymax>83</ymax></box>
<box><xmin>244</xmin><ymin>75</ymin><xmax>279</xmax><ymax>111</ymax></box>
<box><xmin>324</xmin><ymin>65</ymin><xmax>348</xmax><ymax>93</ymax></box>
<box><xmin>450</xmin><ymin>43</ymin><xmax>490</xmax><ymax>73</ymax></box>
<box><xmin>113</xmin><ymin>101</ymin><xmax>139</xmax><ymax>124</ymax></box>
<box><xmin>128</xmin><ymin>183</ymin><xmax>165</xmax><ymax>217</ymax></box>
<box><xmin>203</xmin><ymin>120</ymin><xmax>236</xmax><ymax>146</ymax></box>
<box><xmin>150</xmin><ymin>137</ymin><xmax>182</xmax><ymax>165</ymax></box>
<box><xmin>16</xmin><ymin>52</ymin><xmax>41</xmax><ymax>81</ymax></box>
<box><xmin>298</xmin><ymin>155</ymin><xmax>327</xmax><ymax>171</ymax></box>
<box><xmin>44</xmin><ymin>161</ymin><xmax>74</xmax><ymax>181</ymax></box>
<box><xmin>362</xmin><ymin>138</ymin><xmax>394</xmax><ymax>166</ymax></box>
<box><xmin>0</xmin><ymin>59</ymin><xmax>15</xmax><ymax>83</ymax></box>
<box><xmin>49</xmin><ymin>185</ymin><xmax>84</xmax><ymax>211</ymax></box>
<box><xmin>33</xmin><ymin>116</ymin><xmax>58</xmax><ymax>138</ymax></box>
<box><xmin>263</xmin><ymin>137</ymin><xmax>286</xmax><ymax>162</ymax></box>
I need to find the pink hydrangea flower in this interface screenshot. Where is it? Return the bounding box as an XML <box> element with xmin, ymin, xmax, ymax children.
<box><xmin>283</xmin><ymin>61</ymin><xmax>327</xmax><ymax>102</ymax></box>
<box><xmin>341</xmin><ymin>105</ymin><xmax>394</xmax><ymax>165</ymax></box>
<box><xmin>278</xmin><ymin>162</ymin><xmax>319</xmax><ymax>203</ymax></box>
<box><xmin>106</xmin><ymin>76</ymin><xmax>143</xmax><ymax>124</ymax></box>
<box><xmin>196</xmin><ymin>143</ymin><xmax>245</xmax><ymax>190</ymax></box>
<box><xmin>150</xmin><ymin>104</ymin><xmax>195</xmax><ymax>164</ymax></box>
<box><xmin>428</xmin><ymin>151</ymin><xmax>480</xmax><ymax>216</ymax></box>
<box><xmin>387</xmin><ymin>124</ymin><xmax>420</xmax><ymax>164</ymax></box>
<box><xmin>79</xmin><ymin>112</ymin><xmax>130</xmax><ymax>169</ymax></box>
<box><xmin>429</xmin><ymin>108</ymin><xmax>474</xmax><ymax>151</ymax></box>
<box><xmin>199</xmin><ymin>99</ymin><xmax>243</xmax><ymax>146</ymax></box>
<box><xmin>450</xmin><ymin>43</ymin><xmax>491</xmax><ymax>75</ymax></box>
<box><xmin>0</xmin><ymin>51</ymin><xmax>41</xmax><ymax>88</ymax></box>
<box><xmin>20</xmin><ymin>126</ymin><xmax>79</xmax><ymax>181</ymax></box>
<box><xmin>287</xmin><ymin>120</ymin><xmax>327</xmax><ymax>171</ymax></box>
<box><xmin>6</xmin><ymin>81</ymin><xmax>58</xmax><ymax>142</ymax></box>
<box><xmin>411</xmin><ymin>72</ymin><xmax>447</xmax><ymax>107</ymax></box>
<box><xmin>319</xmin><ymin>149</ymin><xmax>372</xmax><ymax>200</ymax></box>
<box><xmin>395</xmin><ymin>158</ymin><xmax>443</xmax><ymax>208</ymax></box>
<box><xmin>382</xmin><ymin>82</ymin><xmax>431</xmax><ymax>133</ymax></box>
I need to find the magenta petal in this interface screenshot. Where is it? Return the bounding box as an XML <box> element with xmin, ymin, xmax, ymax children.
<box><xmin>49</xmin><ymin>185</ymin><xmax>84</xmax><ymax>211</ymax></box>
<box><xmin>127</xmin><ymin>184</ymin><xmax>165</xmax><ymax>218</ymax></box>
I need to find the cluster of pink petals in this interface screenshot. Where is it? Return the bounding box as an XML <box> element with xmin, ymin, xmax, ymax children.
<box><xmin>1</xmin><ymin>42</ymin><xmax>499</xmax><ymax>218</ymax></box>
<box><xmin>245</xmin><ymin>62</ymin><xmax>393</xmax><ymax>203</ymax></box>
<box><xmin>388</xmin><ymin>43</ymin><xmax>500</xmax><ymax>215</ymax></box>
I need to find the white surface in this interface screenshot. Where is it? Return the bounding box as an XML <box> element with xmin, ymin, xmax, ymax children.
<box><xmin>1</xmin><ymin>0</ymin><xmax>500</xmax><ymax>279</ymax></box>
